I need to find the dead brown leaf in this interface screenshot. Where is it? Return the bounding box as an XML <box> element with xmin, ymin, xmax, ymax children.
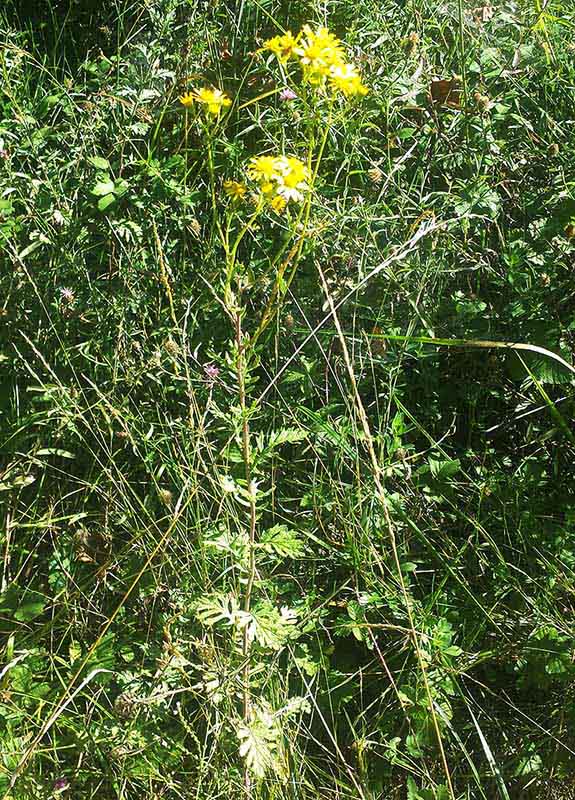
<box><xmin>430</xmin><ymin>78</ymin><xmax>462</xmax><ymax>108</ymax></box>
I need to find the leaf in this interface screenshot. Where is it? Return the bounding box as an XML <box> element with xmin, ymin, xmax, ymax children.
<box><xmin>36</xmin><ymin>448</ymin><xmax>75</xmax><ymax>459</ymax></box>
<box><xmin>88</xmin><ymin>156</ymin><xmax>110</xmax><ymax>170</ymax></box>
<box><xmin>267</xmin><ymin>427</ymin><xmax>307</xmax><ymax>449</ymax></box>
<box><xmin>407</xmin><ymin>775</ymin><xmax>420</xmax><ymax>799</ymax></box>
<box><xmin>13</xmin><ymin>592</ymin><xmax>46</xmax><ymax>622</ymax></box>
<box><xmin>237</xmin><ymin>710</ymin><xmax>280</xmax><ymax>779</ymax></box>
<box><xmin>0</xmin><ymin>473</ymin><xmax>35</xmax><ymax>491</ymax></box>
<box><xmin>429</xmin><ymin>457</ymin><xmax>460</xmax><ymax>481</ymax></box>
<box><xmin>0</xmin><ymin>199</ymin><xmax>14</xmax><ymax>216</ymax></box>
<box><xmin>430</xmin><ymin>78</ymin><xmax>462</xmax><ymax>108</ymax></box>
<box><xmin>195</xmin><ymin>593</ymin><xmax>238</xmax><ymax>627</ymax></box>
<box><xmin>84</xmin><ymin>632</ymin><xmax>117</xmax><ymax>674</ymax></box>
<box><xmin>91</xmin><ymin>179</ymin><xmax>115</xmax><ymax>197</ymax></box>
<box><xmin>69</xmin><ymin>641</ymin><xmax>82</xmax><ymax>664</ymax></box>
<box><xmin>113</xmin><ymin>178</ymin><xmax>130</xmax><ymax>197</ymax></box>
<box><xmin>260</xmin><ymin>525</ymin><xmax>305</xmax><ymax>558</ymax></box>
<box><xmin>97</xmin><ymin>193</ymin><xmax>117</xmax><ymax>212</ymax></box>
<box><xmin>513</xmin><ymin>750</ymin><xmax>543</xmax><ymax>777</ymax></box>
<box><xmin>248</xmin><ymin>603</ymin><xmax>298</xmax><ymax>650</ymax></box>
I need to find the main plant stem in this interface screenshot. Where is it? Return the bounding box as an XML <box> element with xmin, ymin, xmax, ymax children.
<box><xmin>235</xmin><ymin>308</ymin><xmax>257</xmax><ymax>798</ymax></box>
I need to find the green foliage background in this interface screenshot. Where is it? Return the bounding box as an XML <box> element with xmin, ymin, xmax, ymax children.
<box><xmin>1</xmin><ymin>0</ymin><xmax>575</xmax><ymax>798</ymax></box>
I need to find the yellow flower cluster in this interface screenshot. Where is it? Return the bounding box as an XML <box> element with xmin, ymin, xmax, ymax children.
<box><xmin>247</xmin><ymin>154</ymin><xmax>311</xmax><ymax>212</ymax></box>
<box><xmin>223</xmin><ymin>180</ymin><xmax>247</xmax><ymax>201</ymax></box>
<box><xmin>262</xmin><ymin>31</ymin><xmax>299</xmax><ymax>63</ymax></box>
<box><xmin>180</xmin><ymin>87</ymin><xmax>232</xmax><ymax>116</ymax></box>
<box><xmin>262</xmin><ymin>25</ymin><xmax>368</xmax><ymax>97</ymax></box>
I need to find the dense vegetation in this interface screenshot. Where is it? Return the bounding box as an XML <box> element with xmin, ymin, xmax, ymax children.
<box><xmin>1</xmin><ymin>0</ymin><xmax>575</xmax><ymax>798</ymax></box>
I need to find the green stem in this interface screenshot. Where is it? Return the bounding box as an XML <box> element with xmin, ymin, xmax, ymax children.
<box><xmin>252</xmin><ymin>99</ymin><xmax>335</xmax><ymax>346</ymax></box>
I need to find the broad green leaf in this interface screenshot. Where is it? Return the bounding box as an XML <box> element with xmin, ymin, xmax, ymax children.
<box><xmin>260</xmin><ymin>525</ymin><xmax>305</xmax><ymax>558</ymax></box>
<box><xmin>13</xmin><ymin>592</ymin><xmax>46</xmax><ymax>622</ymax></box>
<box><xmin>237</xmin><ymin>709</ymin><xmax>281</xmax><ymax>779</ymax></box>
<box><xmin>88</xmin><ymin>155</ymin><xmax>110</xmax><ymax>170</ymax></box>
<box><xmin>429</xmin><ymin>457</ymin><xmax>460</xmax><ymax>481</ymax></box>
<box><xmin>91</xmin><ymin>179</ymin><xmax>115</xmax><ymax>196</ymax></box>
<box><xmin>97</xmin><ymin>193</ymin><xmax>116</xmax><ymax>211</ymax></box>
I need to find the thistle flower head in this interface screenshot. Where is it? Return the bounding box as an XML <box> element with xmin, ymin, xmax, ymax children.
<box><xmin>279</xmin><ymin>87</ymin><xmax>298</xmax><ymax>102</ymax></box>
<box><xmin>204</xmin><ymin>363</ymin><xmax>220</xmax><ymax>381</ymax></box>
<box><xmin>60</xmin><ymin>287</ymin><xmax>75</xmax><ymax>304</ymax></box>
<box><xmin>53</xmin><ymin>777</ymin><xmax>69</xmax><ymax>793</ymax></box>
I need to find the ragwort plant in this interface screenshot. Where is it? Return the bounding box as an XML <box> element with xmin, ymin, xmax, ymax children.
<box><xmin>174</xmin><ymin>24</ymin><xmax>373</xmax><ymax>791</ymax></box>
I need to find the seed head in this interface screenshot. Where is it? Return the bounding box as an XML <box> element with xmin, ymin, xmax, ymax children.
<box><xmin>368</xmin><ymin>165</ymin><xmax>383</xmax><ymax>185</ymax></box>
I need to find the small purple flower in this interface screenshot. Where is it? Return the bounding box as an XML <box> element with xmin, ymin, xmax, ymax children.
<box><xmin>53</xmin><ymin>777</ymin><xmax>69</xmax><ymax>792</ymax></box>
<box><xmin>279</xmin><ymin>87</ymin><xmax>297</xmax><ymax>102</ymax></box>
<box><xmin>203</xmin><ymin>363</ymin><xmax>220</xmax><ymax>382</ymax></box>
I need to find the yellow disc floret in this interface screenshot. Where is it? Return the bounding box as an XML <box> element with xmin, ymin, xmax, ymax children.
<box><xmin>276</xmin><ymin>156</ymin><xmax>311</xmax><ymax>202</ymax></box>
<box><xmin>270</xmin><ymin>195</ymin><xmax>287</xmax><ymax>213</ymax></box>
<box><xmin>247</xmin><ymin>155</ymin><xmax>284</xmax><ymax>183</ymax></box>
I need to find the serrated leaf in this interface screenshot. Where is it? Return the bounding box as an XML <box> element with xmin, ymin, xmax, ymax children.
<box><xmin>260</xmin><ymin>525</ymin><xmax>305</xmax><ymax>558</ymax></box>
<box><xmin>195</xmin><ymin>593</ymin><xmax>238</xmax><ymax>627</ymax></box>
<box><xmin>237</xmin><ymin>710</ymin><xmax>280</xmax><ymax>779</ymax></box>
<box><xmin>248</xmin><ymin>603</ymin><xmax>298</xmax><ymax>650</ymax></box>
<box><xmin>267</xmin><ymin>427</ymin><xmax>307</xmax><ymax>449</ymax></box>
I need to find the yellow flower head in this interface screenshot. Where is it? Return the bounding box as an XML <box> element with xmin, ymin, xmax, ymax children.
<box><xmin>276</xmin><ymin>156</ymin><xmax>310</xmax><ymax>202</ymax></box>
<box><xmin>271</xmin><ymin>195</ymin><xmax>287</xmax><ymax>213</ymax></box>
<box><xmin>295</xmin><ymin>25</ymin><xmax>345</xmax><ymax>84</ymax></box>
<box><xmin>247</xmin><ymin>155</ymin><xmax>284</xmax><ymax>183</ymax></box>
<box><xmin>329</xmin><ymin>63</ymin><xmax>368</xmax><ymax>97</ymax></box>
<box><xmin>262</xmin><ymin>31</ymin><xmax>299</xmax><ymax>62</ymax></box>
<box><xmin>246</xmin><ymin>154</ymin><xmax>310</xmax><ymax>207</ymax></box>
<box><xmin>223</xmin><ymin>180</ymin><xmax>247</xmax><ymax>200</ymax></box>
<box><xmin>179</xmin><ymin>87</ymin><xmax>232</xmax><ymax>116</ymax></box>
<box><xmin>179</xmin><ymin>92</ymin><xmax>195</xmax><ymax>108</ymax></box>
